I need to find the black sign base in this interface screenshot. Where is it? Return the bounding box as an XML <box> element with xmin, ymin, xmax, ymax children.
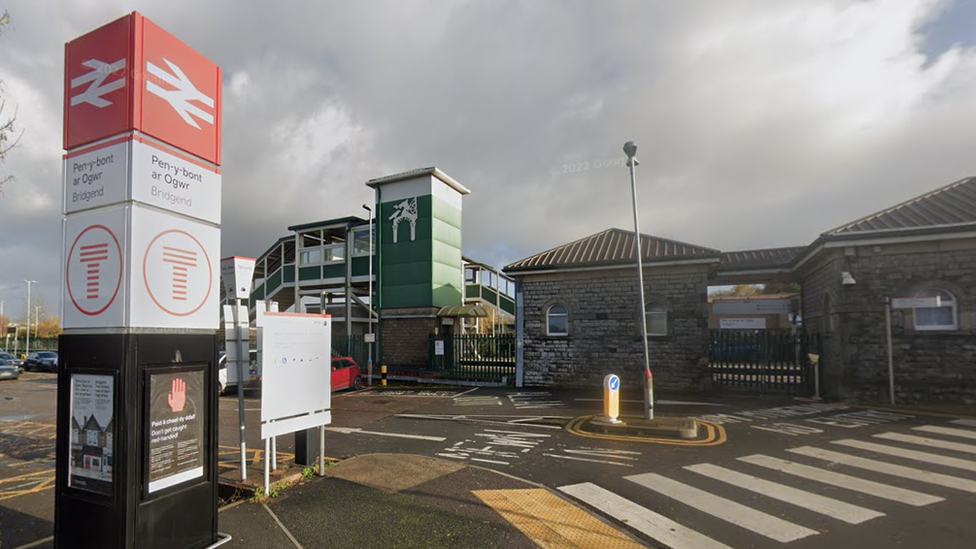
<box><xmin>55</xmin><ymin>333</ymin><xmax>218</xmax><ymax>549</ymax></box>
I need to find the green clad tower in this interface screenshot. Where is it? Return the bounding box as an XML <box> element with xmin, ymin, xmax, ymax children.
<box><xmin>367</xmin><ymin>167</ymin><xmax>470</xmax><ymax>367</ymax></box>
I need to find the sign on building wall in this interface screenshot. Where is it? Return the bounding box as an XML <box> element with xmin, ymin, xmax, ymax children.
<box><xmin>719</xmin><ymin>317</ymin><xmax>767</xmax><ymax>330</ymax></box>
<box><xmin>712</xmin><ymin>299</ymin><xmax>790</xmax><ymax>316</ymax></box>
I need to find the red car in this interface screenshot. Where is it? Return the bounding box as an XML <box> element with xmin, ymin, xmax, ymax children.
<box><xmin>331</xmin><ymin>357</ymin><xmax>364</xmax><ymax>391</ymax></box>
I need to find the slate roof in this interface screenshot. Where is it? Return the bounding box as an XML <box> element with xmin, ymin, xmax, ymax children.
<box><xmin>719</xmin><ymin>247</ymin><xmax>807</xmax><ymax>272</ymax></box>
<box><xmin>825</xmin><ymin>176</ymin><xmax>976</xmax><ymax>235</ymax></box>
<box><xmin>504</xmin><ymin>228</ymin><xmax>720</xmax><ymax>273</ymax></box>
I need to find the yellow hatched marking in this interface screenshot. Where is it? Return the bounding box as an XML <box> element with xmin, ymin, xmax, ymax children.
<box><xmin>474</xmin><ymin>488</ymin><xmax>646</xmax><ymax>549</ymax></box>
<box><xmin>0</xmin><ymin>469</ymin><xmax>55</xmax><ymax>501</ymax></box>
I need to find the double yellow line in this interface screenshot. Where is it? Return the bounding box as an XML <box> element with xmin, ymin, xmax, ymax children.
<box><xmin>566</xmin><ymin>415</ymin><xmax>727</xmax><ymax>446</ymax></box>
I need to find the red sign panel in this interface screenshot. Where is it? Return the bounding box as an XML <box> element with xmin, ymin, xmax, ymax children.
<box><xmin>64</xmin><ymin>12</ymin><xmax>222</xmax><ymax>165</ymax></box>
<box><xmin>63</xmin><ymin>15</ymin><xmax>132</xmax><ymax>151</ymax></box>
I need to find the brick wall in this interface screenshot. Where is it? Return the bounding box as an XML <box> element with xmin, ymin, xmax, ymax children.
<box><xmin>379</xmin><ymin>307</ymin><xmax>440</xmax><ymax>368</ymax></box>
<box><xmin>801</xmin><ymin>238</ymin><xmax>976</xmax><ymax>404</ymax></box>
<box><xmin>519</xmin><ymin>264</ymin><xmax>712</xmax><ymax>390</ymax></box>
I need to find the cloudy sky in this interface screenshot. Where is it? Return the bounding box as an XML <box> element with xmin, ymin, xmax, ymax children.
<box><xmin>1</xmin><ymin>0</ymin><xmax>975</xmax><ymax>320</ymax></box>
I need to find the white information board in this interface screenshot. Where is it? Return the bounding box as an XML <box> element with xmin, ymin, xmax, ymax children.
<box><xmin>711</xmin><ymin>299</ymin><xmax>791</xmax><ymax>316</ymax></box>
<box><xmin>720</xmin><ymin>318</ymin><xmax>767</xmax><ymax>330</ymax></box>
<box><xmin>892</xmin><ymin>297</ymin><xmax>941</xmax><ymax>309</ymax></box>
<box><xmin>130</xmin><ymin>139</ymin><xmax>221</xmax><ymax>224</ymax></box>
<box><xmin>258</xmin><ymin>312</ymin><xmax>332</xmax><ymax>439</ymax></box>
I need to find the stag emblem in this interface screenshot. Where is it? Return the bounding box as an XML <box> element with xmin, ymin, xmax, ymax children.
<box><xmin>389</xmin><ymin>197</ymin><xmax>418</xmax><ymax>243</ymax></box>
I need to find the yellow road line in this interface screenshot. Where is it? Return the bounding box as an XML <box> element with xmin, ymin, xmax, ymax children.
<box><xmin>566</xmin><ymin>416</ymin><xmax>727</xmax><ymax>446</ymax></box>
<box><xmin>474</xmin><ymin>488</ymin><xmax>646</xmax><ymax>549</ymax></box>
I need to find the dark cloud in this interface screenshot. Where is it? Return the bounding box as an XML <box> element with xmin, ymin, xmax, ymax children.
<box><xmin>1</xmin><ymin>0</ymin><xmax>975</xmax><ymax>314</ymax></box>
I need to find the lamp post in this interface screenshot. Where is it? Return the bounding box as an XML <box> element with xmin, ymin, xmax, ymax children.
<box><xmin>623</xmin><ymin>142</ymin><xmax>653</xmax><ymax>421</ymax></box>
<box><xmin>23</xmin><ymin>280</ymin><xmax>37</xmax><ymax>358</ymax></box>
<box><xmin>363</xmin><ymin>204</ymin><xmax>374</xmax><ymax>386</ymax></box>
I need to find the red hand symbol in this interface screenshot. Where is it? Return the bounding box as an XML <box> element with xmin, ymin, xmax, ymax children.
<box><xmin>168</xmin><ymin>378</ymin><xmax>186</xmax><ymax>413</ymax></box>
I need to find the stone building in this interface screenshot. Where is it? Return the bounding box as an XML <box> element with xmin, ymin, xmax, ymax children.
<box><xmin>504</xmin><ymin>228</ymin><xmax>720</xmax><ymax>390</ymax></box>
<box><xmin>507</xmin><ymin>177</ymin><xmax>976</xmax><ymax>403</ymax></box>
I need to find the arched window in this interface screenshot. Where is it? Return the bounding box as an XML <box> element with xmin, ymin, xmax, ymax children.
<box><xmin>546</xmin><ymin>305</ymin><xmax>569</xmax><ymax>336</ymax></box>
<box><xmin>913</xmin><ymin>288</ymin><xmax>957</xmax><ymax>331</ymax></box>
<box><xmin>645</xmin><ymin>300</ymin><xmax>668</xmax><ymax>336</ymax></box>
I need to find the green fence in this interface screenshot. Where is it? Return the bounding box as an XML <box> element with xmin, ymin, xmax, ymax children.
<box><xmin>708</xmin><ymin>329</ymin><xmax>819</xmax><ymax>394</ymax></box>
<box><xmin>3</xmin><ymin>337</ymin><xmax>59</xmax><ymax>356</ymax></box>
<box><xmin>429</xmin><ymin>333</ymin><xmax>516</xmax><ymax>382</ymax></box>
<box><xmin>333</xmin><ymin>334</ymin><xmax>374</xmax><ymax>368</ymax></box>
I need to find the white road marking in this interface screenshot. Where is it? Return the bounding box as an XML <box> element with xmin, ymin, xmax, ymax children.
<box><xmin>914</xmin><ymin>425</ymin><xmax>976</xmax><ymax>441</ymax></box>
<box><xmin>574</xmin><ymin>398</ymin><xmax>726</xmax><ymax>407</ymax></box>
<box><xmin>470</xmin><ymin>458</ymin><xmax>510</xmax><ymax>465</ymax></box>
<box><xmin>559</xmin><ymin>483</ymin><xmax>734</xmax><ymax>549</ymax></box>
<box><xmin>789</xmin><ymin>446</ymin><xmax>976</xmax><ymax>492</ymax></box>
<box><xmin>564</xmin><ymin>448</ymin><xmax>640</xmax><ymax>460</ymax></box>
<box><xmin>625</xmin><ymin>472</ymin><xmax>818</xmax><ymax>542</ymax></box>
<box><xmin>322</xmin><ymin>427</ymin><xmax>446</xmax><ymax>442</ymax></box>
<box><xmin>950</xmin><ymin>419</ymin><xmax>976</xmax><ymax>429</ymax></box>
<box><xmin>685</xmin><ymin>463</ymin><xmax>883</xmax><ymax>524</ymax></box>
<box><xmin>738</xmin><ymin>454</ymin><xmax>943</xmax><ymax>506</ymax></box>
<box><xmin>543</xmin><ymin>454</ymin><xmax>634</xmax><ymax>467</ymax></box>
<box><xmin>873</xmin><ymin>432</ymin><xmax>976</xmax><ymax>455</ymax></box>
<box><xmin>453</xmin><ymin>396</ymin><xmax>502</xmax><ymax>406</ymax></box>
<box><xmin>832</xmin><ymin>439</ymin><xmax>976</xmax><ymax>473</ymax></box>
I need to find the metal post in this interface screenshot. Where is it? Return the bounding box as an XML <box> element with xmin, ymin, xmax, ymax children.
<box><xmin>263</xmin><ymin>437</ymin><xmax>270</xmax><ymax>495</ymax></box>
<box><xmin>318</xmin><ymin>425</ymin><xmax>325</xmax><ymax>476</ymax></box>
<box><xmin>623</xmin><ymin>143</ymin><xmax>653</xmax><ymax>421</ymax></box>
<box><xmin>885</xmin><ymin>297</ymin><xmax>895</xmax><ymax>405</ymax></box>
<box><xmin>364</xmin><ymin>205</ymin><xmax>373</xmax><ymax>386</ymax></box>
<box><xmin>234</xmin><ymin>298</ymin><xmax>247</xmax><ymax>480</ymax></box>
<box><xmin>271</xmin><ymin>437</ymin><xmax>277</xmax><ymax>471</ymax></box>
<box><xmin>23</xmin><ymin>280</ymin><xmax>36</xmax><ymax>357</ymax></box>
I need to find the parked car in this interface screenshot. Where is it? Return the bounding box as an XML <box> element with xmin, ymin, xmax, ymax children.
<box><xmin>331</xmin><ymin>357</ymin><xmax>364</xmax><ymax>391</ymax></box>
<box><xmin>24</xmin><ymin>351</ymin><xmax>58</xmax><ymax>372</ymax></box>
<box><xmin>217</xmin><ymin>350</ymin><xmax>260</xmax><ymax>394</ymax></box>
<box><xmin>0</xmin><ymin>352</ymin><xmax>24</xmax><ymax>371</ymax></box>
<box><xmin>0</xmin><ymin>363</ymin><xmax>21</xmax><ymax>381</ymax></box>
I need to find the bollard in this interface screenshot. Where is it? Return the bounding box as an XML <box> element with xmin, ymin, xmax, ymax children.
<box><xmin>602</xmin><ymin>374</ymin><xmax>622</xmax><ymax>423</ymax></box>
<box><xmin>381</xmin><ymin>364</ymin><xmax>387</xmax><ymax>387</ymax></box>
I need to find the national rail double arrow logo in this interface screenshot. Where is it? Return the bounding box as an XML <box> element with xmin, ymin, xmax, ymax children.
<box><xmin>70</xmin><ymin>58</ymin><xmax>126</xmax><ymax>108</ymax></box>
<box><xmin>146</xmin><ymin>58</ymin><xmax>215</xmax><ymax>130</ymax></box>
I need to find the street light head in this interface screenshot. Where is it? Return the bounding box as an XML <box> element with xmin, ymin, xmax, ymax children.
<box><xmin>362</xmin><ymin>204</ymin><xmax>371</xmax><ymax>212</ymax></box>
<box><xmin>623</xmin><ymin>141</ymin><xmax>638</xmax><ymax>159</ymax></box>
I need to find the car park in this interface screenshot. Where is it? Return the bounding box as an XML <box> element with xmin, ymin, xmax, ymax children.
<box><xmin>24</xmin><ymin>351</ymin><xmax>58</xmax><ymax>372</ymax></box>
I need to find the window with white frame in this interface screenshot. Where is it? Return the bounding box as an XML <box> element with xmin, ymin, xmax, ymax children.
<box><xmin>645</xmin><ymin>300</ymin><xmax>668</xmax><ymax>336</ymax></box>
<box><xmin>913</xmin><ymin>288</ymin><xmax>957</xmax><ymax>331</ymax></box>
<box><xmin>547</xmin><ymin>304</ymin><xmax>569</xmax><ymax>336</ymax></box>
<box><xmin>351</xmin><ymin>227</ymin><xmax>373</xmax><ymax>257</ymax></box>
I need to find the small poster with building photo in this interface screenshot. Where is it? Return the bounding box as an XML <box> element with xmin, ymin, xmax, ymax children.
<box><xmin>147</xmin><ymin>368</ymin><xmax>205</xmax><ymax>494</ymax></box>
<box><xmin>69</xmin><ymin>373</ymin><xmax>114</xmax><ymax>496</ymax></box>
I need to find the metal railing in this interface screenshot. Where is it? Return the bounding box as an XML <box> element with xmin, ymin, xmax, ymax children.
<box><xmin>429</xmin><ymin>333</ymin><xmax>516</xmax><ymax>382</ymax></box>
<box><xmin>708</xmin><ymin>329</ymin><xmax>820</xmax><ymax>394</ymax></box>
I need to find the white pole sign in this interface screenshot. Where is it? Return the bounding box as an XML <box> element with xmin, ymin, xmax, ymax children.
<box><xmin>891</xmin><ymin>297</ymin><xmax>940</xmax><ymax>309</ymax></box>
<box><xmin>62</xmin><ymin>206</ymin><xmax>128</xmax><ymax>328</ymax></box>
<box><xmin>258</xmin><ymin>312</ymin><xmax>331</xmax><ymax>439</ymax></box>
<box><xmin>130</xmin><ymin>139</ymin><xmax>221</xmax><ymax>224</ymax></box>
<box><xmin>63</xmin><ymin>140</ymin><xmax>130</xmax><ymax>214</ymax></box>
<box><xmin>220</xmin><ymin>256</ymin><xmax>256</xmax><ymax>300</ymax></box>
<box><xmin>129</xmin><ymin>204</ymin><xmax>219</xmax><ymax>329</ymax></box>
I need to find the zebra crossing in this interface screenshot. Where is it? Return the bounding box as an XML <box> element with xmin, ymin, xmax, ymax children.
<box><xmin>559</xmin><ymin>420</ymin><xmax>976</xmax><ymax>548</ymax></box>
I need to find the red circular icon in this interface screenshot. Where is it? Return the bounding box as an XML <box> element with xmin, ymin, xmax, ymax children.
<box><xmin>66</xmin><ymin>224</ymin><xmax>123</xmax><ymax>316</ymax></box>
<box><xmin>142</xmin><ymin>229</ymin><xmax>212</xmax><ymax>316</ymax></box>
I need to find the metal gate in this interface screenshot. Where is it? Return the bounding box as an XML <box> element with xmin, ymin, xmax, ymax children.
<box><xmin>429</xmin><ymin>334</ymin><xmax>516</xmax><ymax>382</ymax></box>
<box><xmin>708</xmin><ymin>329</ymin><xmax>819</xmax><ymax>394</ymax></box>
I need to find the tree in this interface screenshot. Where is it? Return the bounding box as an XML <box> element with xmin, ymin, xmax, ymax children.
<box><xmin>0</xmin><ymin>10</ymin><xmax>20</xmax><ymax>194</ymax></box>
<box><xmin>761</xmin><ymin>282</ymin><xmax>801</xmax><ymax>295</ymax></box>
<box><xmin>36</xmin><ymin>316</ymin><xmax>61</xmax><ymax>338</ymax></box>
<box><xmin>709</xmin><ymin>284</ymin><xmax>762</xmax><ymax>298</ymax></box>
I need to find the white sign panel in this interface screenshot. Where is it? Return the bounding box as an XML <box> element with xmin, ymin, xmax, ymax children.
<box><xmin>711</xmin><ymin>299</ymin><xmax>791</xmax><ymax>316</ymax></box>
<box><xmin>892</xmin><ymin>297</ymin><xmax>941</xmax><ymax>309</ymax></box>
<box><xmin>129</xmin><ymin>204</ymin><xmax>220</xmax><ymax>329</ymax></box>
<box><xmin>62</xmin><ymin>206</ymin><xmax>128</xmax><ymax>329</ymax></box>
<box><xmin>222</xmin><ymin>303</ymin><xmax>250</xmax><ymax>385</ymax></box>
<box><xmin>720</xmin><ymin>318</ymin><xmax>767</xmax><ymax>330</ymax></box>
<box><xmin>63</xmin><ymin>140</ymin><xmax>129</xmax><ymax>214</ymax></box>
<box><xmin>258</xmin><ymin>312</ymin><xmax>331</xmax><ymax>439</ymax></box>
<box><xmin>130</xmin><ymin>139</ymin><xmax>221</xmax><ymax>224</ymax></box>
<box><xmin>221</xmin><ymin>256</ymin><xmax>256</xmax><ymax>300</ymax></box>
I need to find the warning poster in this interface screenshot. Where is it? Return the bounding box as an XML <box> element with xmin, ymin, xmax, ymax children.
<box><xmin>147</xmin><ymin>368</ymin><xmax>204</xmax><ymax>493</ymax></box>
<box><xmin>69</xmin><ymin>374</ymin><xmax>114</xmax><ymax>495</ymax></box>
